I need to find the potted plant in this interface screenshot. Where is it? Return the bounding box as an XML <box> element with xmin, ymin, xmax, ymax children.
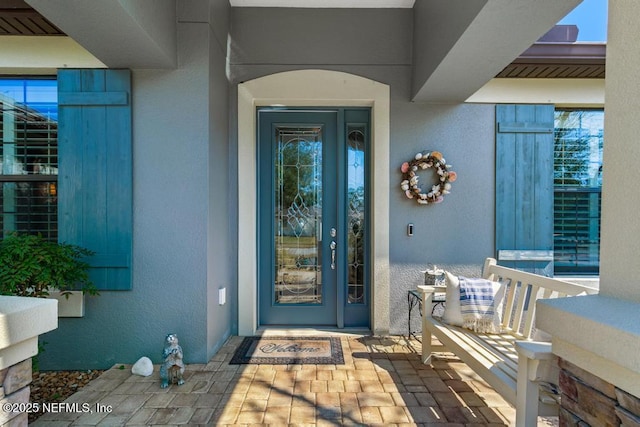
<box><xmin>0</xmin><ymin>233</ymin><xmax>98</xmax><ymax>316</ymax></box>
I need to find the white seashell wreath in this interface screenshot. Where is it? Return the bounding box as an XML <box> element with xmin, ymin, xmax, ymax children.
<box><xmin>400</xmin><ymin>151</ymin><xmax>457</xmax><ymax>205</ymax></box>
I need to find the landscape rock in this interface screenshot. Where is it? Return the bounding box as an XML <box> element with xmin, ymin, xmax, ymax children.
<box><xmin>30</xmin><ymin>369</ymin><xmax>103</xmax><ymax>423</ymax></box>
<box><xmin>131</xmin><ymin>357</ymin><xmax>154</xmax><ymax>377</ymax></box>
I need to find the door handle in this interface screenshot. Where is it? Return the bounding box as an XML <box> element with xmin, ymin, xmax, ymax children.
<box><xmin>330</xmin><ymin>240</ymin><xmax>337</xmax><ymax>270</ymax></box>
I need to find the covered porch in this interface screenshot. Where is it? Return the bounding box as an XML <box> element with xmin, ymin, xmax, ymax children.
<box><xmin>33</xmin><ymin>333</ymin><xmax>550</xmax><ymax>426</ymax></box>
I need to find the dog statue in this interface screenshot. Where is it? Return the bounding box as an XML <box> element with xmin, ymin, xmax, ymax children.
<box><xmin>159</xmin><ymin>333</ymin><xmax>185</xmax><ymax>388</ymax></box>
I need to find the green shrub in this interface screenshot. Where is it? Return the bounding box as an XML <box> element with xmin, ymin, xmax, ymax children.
<box><xmin>0</xmin><ymin>233</ymin><xmax>98</xmax><ymax>298</ymax></box>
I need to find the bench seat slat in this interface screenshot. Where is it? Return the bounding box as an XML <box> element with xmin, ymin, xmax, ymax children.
<box><xmin>428</xmin><ymin>319</ymin><xmax>519</xmax><ymax>373</ymax></box>
<box><xmin>425</xmin><ymin>318</ymin><xmax>518</xmax><ymax>404</ymax></box>
<box><xmin>428</xmin><ymin>318</ymin><xmax>520</xmax><ymax>370</ymax></box>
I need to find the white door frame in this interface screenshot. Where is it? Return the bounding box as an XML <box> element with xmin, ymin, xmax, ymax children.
<box><xmin>237</xmin><ymin>69</ymin><xmax>390</xmax><ymax>335</ymax></box>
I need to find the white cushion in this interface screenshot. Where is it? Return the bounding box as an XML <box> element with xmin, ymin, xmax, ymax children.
<box><xmin>442</xmin><ymin>271</ymin><xmax>463</xmax><ymax>326</ymax></box>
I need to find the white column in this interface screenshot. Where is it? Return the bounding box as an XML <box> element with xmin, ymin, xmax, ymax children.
<box><xmin>599</xmin><ymin>0</ymin><xmax>640</xmax><ymax>303</ymax></box>
<box><xmin>536</xmin><ymin>0</ymin><xmax>640</xmax><ymax>398</ymax></box>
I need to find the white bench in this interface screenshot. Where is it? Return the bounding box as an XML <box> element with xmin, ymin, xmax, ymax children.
<box><xmin>419</xmin><ymin>258</ymin><xmax>598</xmax><ymax>427</ymax></box>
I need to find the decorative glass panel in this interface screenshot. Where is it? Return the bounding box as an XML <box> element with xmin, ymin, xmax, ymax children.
<box><xmin>274</xmin><ymin>127</ymin><xmax>323</xmax><ymax>304</ymax></box>
<box><xmin>347</xmin><ymin>127</ymin><xmax>365</xmax><ymax>304</ymax></box>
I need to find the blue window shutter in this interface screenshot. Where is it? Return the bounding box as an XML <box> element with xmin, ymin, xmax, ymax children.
<box><xmin>496</xmin><ymin>104</ymin><xmax>554</xmax><ymax>276</ymax></box>
<box><xmin>58</xmin><ymin>69</ymin><xmax>132</xmax><ymax>290</ymax></box>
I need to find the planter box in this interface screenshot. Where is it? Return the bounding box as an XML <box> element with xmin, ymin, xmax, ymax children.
<box><xmin>47</xmin><ymin>290</ymin><xmax>85</xmax><ymax>317</ymax></box>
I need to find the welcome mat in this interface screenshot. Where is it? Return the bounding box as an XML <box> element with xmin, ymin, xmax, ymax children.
<box><xmin>229</xmin><ymin>336</ymin><xmax>344</xmax><ymax>365</ymax></box>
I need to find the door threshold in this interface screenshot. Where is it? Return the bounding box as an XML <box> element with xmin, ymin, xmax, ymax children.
<box><xmin>255</xmin><ymin>327</ymin><xmax>371</xmax><ymax>337</ymax></box>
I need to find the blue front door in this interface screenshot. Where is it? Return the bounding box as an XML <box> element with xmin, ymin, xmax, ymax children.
<box><xmin>258</xmin><ymin>108</ymin><xmax>370</xmax><ymax>327</ymax></box>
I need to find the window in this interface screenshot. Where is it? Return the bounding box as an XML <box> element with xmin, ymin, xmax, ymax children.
<box><xmin>0</xmin><ymin>78</ymin><xmax>58</xmax><ymax>240</ymax></box>
<box><xmin>554</xmin><ymin>109</ymin><xmax>603</xmax><ymax>274</ymax></box>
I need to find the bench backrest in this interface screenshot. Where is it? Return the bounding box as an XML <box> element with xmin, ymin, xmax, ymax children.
<box><xmin>481</xmin><ymin>258</ymin><xmax>598</xmax><ymax>339</ymax></box>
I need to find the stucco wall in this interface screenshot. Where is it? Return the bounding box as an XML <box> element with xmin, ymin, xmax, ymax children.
<box><xmin>206</xmin><ymin>2</ymin><xmax>234</xmax><ymax>359</ymax></box>
<box><xmin>229</xmin><ymin>7</ymin><xmax>495</xmax><ymax>335</ymax></box>
<box><xmin>40</xmin><ymin>2</ymin><xmax>232</xmax><ymax>370</ymax></box>
<box><xmin>388</xmin><ymin>102</ymin><xmax>494</xmax><ymax>334</ymax></box>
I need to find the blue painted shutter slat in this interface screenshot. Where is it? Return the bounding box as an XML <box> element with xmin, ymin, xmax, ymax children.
<box><xmin>58</xmin><ymin>69</ymin><xmax>132</xmax><ymax>290</ymax></box>
<box><xmin>496</xmin><ymin>104</ymin><xmax>554</xmax><ymax>276</ymax></box>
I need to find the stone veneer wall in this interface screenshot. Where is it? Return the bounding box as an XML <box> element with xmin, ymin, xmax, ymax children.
<box><xmin>0</xmin><ymin>358</ymin><xmax>32</xmax><ymax>426</ymax></box>
<box><xmin>559</xmin><ymin>358</ymin><xmax>640</xmax><ymax>426</ymax></box>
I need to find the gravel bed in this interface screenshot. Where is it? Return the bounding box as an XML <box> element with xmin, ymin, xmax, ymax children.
<box><xmin>29</xmin><ymin>369</ymin><xmax>104</xmax><ymax>423</ymax></box>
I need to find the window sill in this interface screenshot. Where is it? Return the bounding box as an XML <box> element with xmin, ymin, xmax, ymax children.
<box><xmin>555</xmin><ymin>276</ymin><xmax>600</xmax><ymax>290</ymax></box>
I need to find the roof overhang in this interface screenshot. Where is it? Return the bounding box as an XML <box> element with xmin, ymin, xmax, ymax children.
<box><xmin>7</xmin><ymin>0</ymin><xmax>588</xmax><ymax>92</ymax></box>
<box><xmin>24</xmin><ymin>0</ymin><xmax>177</xmax><ymax>69</ymax></box>
<box><xmin>411</xmin><ymin>0</ymin><xmax>583</xmax><ymax>103</ymax></box>
<box><xmin>0</xmin><ymin>0</ymin><xmax>62</xmax><ymax>35</ymax></box>
<box><xmin>497</xmin><ymin>42</ymin><xmax>606</xmax><ymax>78</ymax></box>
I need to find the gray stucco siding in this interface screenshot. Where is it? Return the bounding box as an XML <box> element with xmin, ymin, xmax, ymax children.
<box><xmin>40</xmin><ymin>4</ymin><xmax>233</xmax><ymax>370</ymax></box>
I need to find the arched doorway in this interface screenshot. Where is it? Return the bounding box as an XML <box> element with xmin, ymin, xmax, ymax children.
<box><xmin>237</xmin><ymin>70</ymin><xmax>390</xmax><ymax>335</ymax></box>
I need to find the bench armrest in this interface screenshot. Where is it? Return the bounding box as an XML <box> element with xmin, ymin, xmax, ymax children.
<box><xmin>417</xmin><ymin>285</ymin><xmax>437</xmax><ymax>296</ymax></box>
<box><xmin>515</xmin><ymin>340</ymin><xmax>554</xmax><ymax>360</ymax></box>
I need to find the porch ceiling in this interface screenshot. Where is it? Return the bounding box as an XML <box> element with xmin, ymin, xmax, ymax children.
<box><xmin>0</xmin><ymin>0</ymin><xmax>62</xmax><ymax>35</ymax></box>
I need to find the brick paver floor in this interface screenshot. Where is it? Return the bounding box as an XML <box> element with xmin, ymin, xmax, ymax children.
<box><xmin>32</xmin><ymin>333</ymin><xmax>559</xmax><ymax>426</ymax></box>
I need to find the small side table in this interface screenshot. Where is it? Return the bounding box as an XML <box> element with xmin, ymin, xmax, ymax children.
<box><xmin>407</xmin><ymin>289</ymin><xmax>446</xmax><ymax>341</ymax></box>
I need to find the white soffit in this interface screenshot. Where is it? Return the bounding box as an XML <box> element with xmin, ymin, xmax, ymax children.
<box><xmin>230</xmin><ymin>0</ymin><xmax>415</xmax><ymax>7</ymax></box>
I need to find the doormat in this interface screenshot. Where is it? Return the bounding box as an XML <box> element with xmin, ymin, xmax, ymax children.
<box><xmin>229</xmin><ymin>336</ymin><xmax>344</xmax><ymax>365</ymax></box>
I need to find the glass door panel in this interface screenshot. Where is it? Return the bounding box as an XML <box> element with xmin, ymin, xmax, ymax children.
<box><xmin>275</xmin><ymin>127</ymin><xmax>323</xmax><ymax>305</ymax></box>
<box><xmin>259</xmin><ymin>110</ymin><xmax>337</xmax><ymax>326</ymax></box>
<box><xmin>347</xmin><ymin>127</ymin><xmax>365</xmax><ymax>304</ymax></box>
<box><xmin>343</xmin><ymin>109</ymin><xmax>370</xmax><ymax>327</ymax></box>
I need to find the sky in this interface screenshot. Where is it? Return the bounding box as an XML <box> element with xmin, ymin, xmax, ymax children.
<box><xmin>558</xmin><ymin>0</ymin><xmax>608</xmax><ymax>41</ymax></box>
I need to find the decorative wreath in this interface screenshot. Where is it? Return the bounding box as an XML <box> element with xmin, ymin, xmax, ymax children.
<box><xmin>400</xmin><ymin>151</ymin><xmax>457</xmax><ymax>205</ymax></box>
